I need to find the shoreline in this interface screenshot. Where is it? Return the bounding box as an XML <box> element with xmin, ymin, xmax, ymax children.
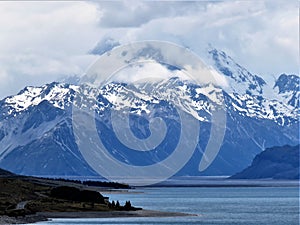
<box><xmin>39</xmin><ymin>209</ymin><xmax>197</xmax><ymax>218</ymax></box>
<box><xmin>0</xmin><ymin>210</ymin><xmax>197</xmax><ymax>224</ymax></box>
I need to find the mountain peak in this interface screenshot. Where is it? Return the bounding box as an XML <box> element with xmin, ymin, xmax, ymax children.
<box><xmin>208</xmin><ymin>48</ymin><xmax>266</xmax><ymax>95</ymax></box>
<box><xmin>1</xmin><ymin>82</ymin><xmax>77</xmax><ymax>116</ymax></box>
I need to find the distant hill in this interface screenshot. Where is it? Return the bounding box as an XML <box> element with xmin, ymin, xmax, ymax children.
<box><xmin>231</xmin><ymin>145</ymin><xmax>299</xmax><ymax>180</ymax></box>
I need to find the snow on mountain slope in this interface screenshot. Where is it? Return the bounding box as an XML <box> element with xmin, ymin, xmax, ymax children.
<box><xmin>227</xmin><ymin>92</ymin><xmax>297</xmax><ymax>126</ymax></box>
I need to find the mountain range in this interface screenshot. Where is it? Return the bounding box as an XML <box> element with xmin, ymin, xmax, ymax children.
<box><xmin>0</xmin><ymin>46</ymin><xmax>298</xmax><ymax>181</ymax></box>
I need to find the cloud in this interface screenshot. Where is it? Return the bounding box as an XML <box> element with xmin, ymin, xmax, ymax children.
<box><xmin>107</xmin><ymin>62</ymin><xmax>188</xmax><ymax>83</ymax></box>
<box><xmin>0</xmin><ymin>1</ymin><xmax>101</xmax><ymax>99</ymax></box>
<box><xmin>96</xmin><ymin>0</ymin><xmax>298</xmax><ymax>77</ymax></box>
<box><xmin>0</xmin><ymin>1</ymin><xmax>298</xmax><ymax>99</ymax></box>
<box><xmin>96</xmin><ymin>1</ymin><xmax>206</xmax><ymax>28</ymax></box>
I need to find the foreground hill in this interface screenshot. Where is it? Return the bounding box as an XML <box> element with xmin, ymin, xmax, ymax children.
<box><xmin>231</xmin><ymin>145</ymin><xmax>299</xmax><ymax>180</ymax></box>
<box><xmin>0</xmin><ymin>168</ymin><xmax>139</xmax><ymax>223</ymax></box>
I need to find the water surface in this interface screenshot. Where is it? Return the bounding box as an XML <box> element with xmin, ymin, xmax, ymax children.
<box><xmin>32</xmin><ymin>186</ymin><xmax>299</xmax><ymax>225</ymax></box>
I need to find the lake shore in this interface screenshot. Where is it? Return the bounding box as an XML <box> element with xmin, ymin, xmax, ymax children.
<box><xmin>0</xmin><ymin>210</ymin><xmax>197</xmax><ymax>224</ymax></box>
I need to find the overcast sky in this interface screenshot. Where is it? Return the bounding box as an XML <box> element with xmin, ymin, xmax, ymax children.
<box><xmin>0</xmin><ymin>1</ymin><xmax>298</xmax><ymax>99</ymax></box>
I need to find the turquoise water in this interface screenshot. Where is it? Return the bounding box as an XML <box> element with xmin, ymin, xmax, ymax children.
<box><xmin>33</xmin><ymin>187</ymin><xmax>299</xmax><ymax>225</ymax></box>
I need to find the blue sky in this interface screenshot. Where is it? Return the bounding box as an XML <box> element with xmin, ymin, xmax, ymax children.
<box><xmin>0</xmin><ymin>1</ymin><xmax>298</xmax><ymax>99</ymax></box>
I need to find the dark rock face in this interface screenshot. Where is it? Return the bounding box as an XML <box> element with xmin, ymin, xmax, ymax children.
<box><xmin>231</xmin><ymin>145</ymin><xmax>300</xmax><ymax>179</ymax></box>
<box><xmin>274</xmin><ymin>74</ymin><xmax>300</xmax><ymax>108</ymax></box>
<box><xmin>274</xmin><ymin>74</ymin><xmax>299</xmax><ymax>94</ymax></box>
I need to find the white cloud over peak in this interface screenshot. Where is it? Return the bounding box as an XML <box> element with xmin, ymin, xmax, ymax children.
<box><xmin>100</xmin><ymin>0</ymin><xmax>298</xmax><ymax>77</ymax></box>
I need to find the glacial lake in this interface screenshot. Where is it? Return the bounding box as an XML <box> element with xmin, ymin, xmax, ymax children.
<box><xmin>32</xmin><ymin>185</ymin><xmax>299</xmax><ymax>225</ymax></box>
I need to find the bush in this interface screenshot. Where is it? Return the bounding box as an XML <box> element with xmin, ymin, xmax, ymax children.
<box><xmin>50</xmin><ymin>186</ymin><xmax>105</xmax><ymax>204</ymax></box>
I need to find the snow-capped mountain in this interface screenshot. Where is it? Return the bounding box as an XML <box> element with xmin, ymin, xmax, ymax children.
<box><xmin>0</xmin><ymin>47</ymin><xmax>298</xmax><ymax>180</ymax></box>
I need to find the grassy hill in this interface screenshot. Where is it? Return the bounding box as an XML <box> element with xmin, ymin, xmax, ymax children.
<box><xmin>0</xmin><ymin>168</ymin><xmax>138</xmax><ymax>219</ymax></box>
